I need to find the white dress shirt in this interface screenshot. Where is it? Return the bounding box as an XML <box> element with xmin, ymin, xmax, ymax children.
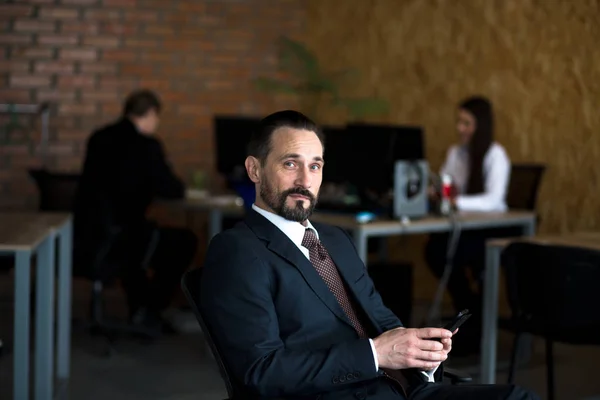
<box><xmin>251</xmin><ymin>204</ymin><xmax>436</xmax><ymax>382</ymax></box>
<box><xmin>440</xmin><ymin>142</ymin><xmax>511</xmax><ymax>212</ymax></box>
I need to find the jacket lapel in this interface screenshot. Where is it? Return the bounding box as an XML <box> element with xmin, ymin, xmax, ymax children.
<box><xmin>244</xmin><ymin>210</ymin><xmax>354</xmax><ymax>328</ymax></box>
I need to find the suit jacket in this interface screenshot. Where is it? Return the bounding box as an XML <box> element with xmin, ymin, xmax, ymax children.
<box><xmin>200</xmin><ymin>210</ymin><xmax>442</xmax><ymax>400</ymax></box>
<box><xmin>73</xmin><ymin>118</ymin><xmax>184</xmax><ymax>268</ymax></box>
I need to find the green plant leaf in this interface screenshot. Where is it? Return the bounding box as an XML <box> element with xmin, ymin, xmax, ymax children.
<box><xmin>276</xmin><ymin>36</ymin><xmax>321</xmax><ymax>81</ymax></box>
<box><xmin>337</xmin><ymin>97</ymin><xmax>390</xmax><ymax>118</ymax></box>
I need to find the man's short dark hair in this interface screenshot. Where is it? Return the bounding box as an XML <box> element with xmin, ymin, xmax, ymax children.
<box><xmin>122</xmin><ymin>89</ymin><xmax>162</xmax><ymax>117</ymax></box>
<box><xmin>246</xmin><ymin>110</ymin><xmax>324</xmax><ymax>164</ymax></box>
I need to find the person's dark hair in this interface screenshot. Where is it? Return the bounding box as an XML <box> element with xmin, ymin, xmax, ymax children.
<box><xmin>246</xmin><ymin>110</ymin><xmax>324</xmax><ymax>165</ymax></box>
<box><xmin>460</xmin><ymin>96</ymin><xmax>494</xmax><ymax>195</ymax></box>
<box><xmin>122</xmin><ymin>89</ymin><xmax>162</xmax><ymax>117</ymax></box>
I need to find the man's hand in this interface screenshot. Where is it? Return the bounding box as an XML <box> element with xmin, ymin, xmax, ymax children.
<box><xmin>372</xmin><ymin>327</ymin><xmax>453</xmax><ymax>370</ymax></box>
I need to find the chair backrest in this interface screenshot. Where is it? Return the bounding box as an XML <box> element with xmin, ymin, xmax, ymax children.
<box><xmin>506</xmin><ymin>164</ymin><xmax>546</xmax><ymax>210</ymax></box>
<box><xmin>181</xmin><ymin>268</ymin><xmax>237</xmax><ymax>399</ymax></box>
<box><xmin>502</xmin><ymin>241</ymin><xmax>600</xmax><ymax>344</ymax></box>
<box><xmin>28</xmin><ymin>168</ymin><xmax>80</xmax><ymax>212</ymax></box>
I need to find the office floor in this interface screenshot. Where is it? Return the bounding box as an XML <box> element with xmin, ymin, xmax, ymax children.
<box><xmin>0</xmin><ymin>275</ymin><xmax>598</xmax><ymax>400</ymax></box>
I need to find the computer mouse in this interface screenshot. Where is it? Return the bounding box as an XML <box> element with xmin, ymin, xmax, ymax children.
<box><xmin>355</xmin><ymin>211</ymin><xmax>376</xmax><ymax>224</ymax></box>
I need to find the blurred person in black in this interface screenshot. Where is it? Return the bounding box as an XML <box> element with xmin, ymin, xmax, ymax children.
<box><xmin>73</xmin><ymin>90</ymin><xmax>197</xmax><ymax>336</ymax></box>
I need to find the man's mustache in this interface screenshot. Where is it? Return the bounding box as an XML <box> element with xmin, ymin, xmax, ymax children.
<box><xmin>283</xmin><ymin>187</ymin><xmax>315</xmax><ymax>201</ymax></box>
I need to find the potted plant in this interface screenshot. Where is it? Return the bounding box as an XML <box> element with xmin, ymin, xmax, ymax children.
<box><xmin>253</xmin><ymin>36</ymin><xmax>389</xmax><ymax>121</ymax></box>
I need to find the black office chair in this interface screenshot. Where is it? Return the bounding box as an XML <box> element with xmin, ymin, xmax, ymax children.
<box><xmin>506</xmin><ymin>164</ymin><xmax>546</xmax><ymax>211</ymax></box>
<box><xmin>28</xmin><ymin>168</ymin><xmax>81</xmax><ymax>212</ymax></box>
<box><xmin>502</xmin><ymin>242</ymin><xmax>600</xmax><ymax>400</ymax></box>
<box><xmin>181</xmin><ymin>269</ymin><xmax>471</xmax><ymax>399</ymax></box>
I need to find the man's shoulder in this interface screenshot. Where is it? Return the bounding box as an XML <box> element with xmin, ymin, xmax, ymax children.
<box><xmin>208</xmin><ymin>221</ymin><xmax>258</xmax><ymax>251</ymax></box>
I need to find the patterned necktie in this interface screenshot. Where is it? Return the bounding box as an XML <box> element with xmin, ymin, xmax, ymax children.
<box><xmin>301</xmin><ymin>228</ymin><xmax>410</xmax><ymax>395</ymax></box>
<box><xmin>302</xmin><ymin>228</ymin><xmax>368</xmax><ymax>338</ymax></box>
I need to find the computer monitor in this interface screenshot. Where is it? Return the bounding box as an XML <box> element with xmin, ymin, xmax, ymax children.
<box><xmin>322</xmin><ymin>126</ymin><xmax>354</xmax><ymax>184</ymax></box>
<box><xmin>213</xmin><ymin>116</ymin><xmax>261</xmax><ymax>179</ymax></box>
<box><xmin>344</xmin><ymin>123</ymin><xmax>425</xmax><ymax>193</ymax></box>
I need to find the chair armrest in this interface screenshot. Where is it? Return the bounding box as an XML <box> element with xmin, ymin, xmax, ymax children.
<box><xmin>443</xmin><ymin>367</ymin><xmax>472</xmax><ymax>384</ymax></box>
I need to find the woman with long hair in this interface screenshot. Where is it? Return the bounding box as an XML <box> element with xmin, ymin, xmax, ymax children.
<box><xmin>425</xmin><ymin>96</ymin><xmax>512</xmax><ymax>355</ymax></box>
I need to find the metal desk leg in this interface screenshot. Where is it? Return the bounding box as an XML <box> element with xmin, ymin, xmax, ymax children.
<box><xmin>208</xmin><ymin>210</ymin><xmax>223</xmax><ymax>241</ymax></box>
<box><xmin>56</xmin><ymin>220</ymin><xmax>72</xmax><ymax>381</ymax></box>
<box><xmin>481</xmin><ymin>243</ymin><xmax>502</xmax><ymax>384</ymax></box>
<box><xmin>353</xmin><ymin>228</ymin><xmax>368</xmax><ymax>265</ymax></box>
<box><xmin>14</xmin><ymin>250</ymin><xmax>32</xmax><ymax>400</ymax></box>
<box><xmin>35</xmin><ymin>234</ymin><xmax>56</xmax><ymax>400</ymax></box>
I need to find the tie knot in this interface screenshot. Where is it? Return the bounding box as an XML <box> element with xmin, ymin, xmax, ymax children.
<box><xmin>302</xmin><ymin>228</ymin><xmax>319</xmax><ymax>250</ymax></box>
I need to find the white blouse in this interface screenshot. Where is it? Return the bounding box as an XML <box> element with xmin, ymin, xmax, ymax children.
<box><xmin>440</xmin><ymin>142</ymin><xmax>511</xmax><ymax>212</ymax></box>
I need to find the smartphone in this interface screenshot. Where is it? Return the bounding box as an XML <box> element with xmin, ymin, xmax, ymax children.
<box><xmin>444</xmin><ymin>309</ymin><xmax>472</xmax><ymax>332</ymax></box>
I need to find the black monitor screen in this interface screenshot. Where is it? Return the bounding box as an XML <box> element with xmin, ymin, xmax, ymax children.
<box><xmin>344</xmin><ymin>123</ymin><xmax>425</xmax><ymax>192</ymax></box>
<box><xmin>214</xmin><ymin>116</ymin><xmax>261</xmax><ymax>178</ymax></box>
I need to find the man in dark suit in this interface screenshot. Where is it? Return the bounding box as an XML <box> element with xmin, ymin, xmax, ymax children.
<box><xmin>200</xmin><ymin>110</ymin><xmax>538</xmax><ymax>399</ymax></box>
<box><xmin>74</xmin><ymin>90</ymin><xmax>197</xmax><ymax>336</ymax></box>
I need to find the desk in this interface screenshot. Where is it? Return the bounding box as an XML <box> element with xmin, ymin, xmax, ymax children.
<box><xmin>0</xmin><ymin>213</ymin><xmax>73</xmax><ymax>400</ymax></box>
<box><xmin>481</xmin><ymin>232</ymin><xmax>600</xmax><ymax>385</ymax></box>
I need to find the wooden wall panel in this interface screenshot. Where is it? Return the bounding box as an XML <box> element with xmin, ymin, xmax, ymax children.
<box><xmin>306</xmin><ymin>0</ymin><xmax>600</xmax><ymax>233</ymax></box>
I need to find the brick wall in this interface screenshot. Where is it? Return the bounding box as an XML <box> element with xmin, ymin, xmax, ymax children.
<box><xmin>0</xmin><ymin>0</ymin><xmax>305</xmax><ymax>209</ymax></box>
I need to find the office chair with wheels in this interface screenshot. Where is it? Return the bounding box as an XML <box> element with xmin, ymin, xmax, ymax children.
<box><xmin>29</xmin><ymin>168</ymin><xmax>160</xmax><ymax>354</ymax></box>
<box><xmin>502</xmin><ymin>242</ymin><xmax>600</xmax><ymax>400</ymax></box>
<box><xmin>181</xmin><ymin>269</ymin><xmax>471</xmax><ymax>399</ymax></box>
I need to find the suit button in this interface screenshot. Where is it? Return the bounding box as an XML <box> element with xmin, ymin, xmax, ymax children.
<box><xmin>332</xmin><ymin>376</ymin><xmax>339</xmax><ymax>384</ymax></box>
<box><xmin>339</xmin><ymin>375</ymin><xmax>346</xmax><ymax>383</ymax></box>
<box><xmin>353</xmin><ymin>372</ymin><xmax>361</xmax><ymax>379</ymax></box>
<box><xmin>347</xmin><ymin>373</ymin><xmax>354</xmax><ymax>381</ymax></box>
<box><xmin>355</xmin><ymin>391</ymin><xmax>366</xmax><ymax>400</ymax></box>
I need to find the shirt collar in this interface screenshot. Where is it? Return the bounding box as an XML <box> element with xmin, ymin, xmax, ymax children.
<box><xmin>251</xmin><ymin>203</ymin><xmax>318</xmax><ymax>247</ymax></box>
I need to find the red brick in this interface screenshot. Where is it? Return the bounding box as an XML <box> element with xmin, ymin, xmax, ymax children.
<box><xmin>61</xmin><ymin>22</ymin><xmax>99</xmax><ymax>34</ymax></box>
<box><xmin>103</xmin><ymin>0</ymin><xmax>135</xmax><ymax>6</ymax></box>
<box><xmin>0</xmin><ymin>90</ymin><xmax>33</xmax><ymax>103</ymax></box>
<box><xmin>60</xmin><ymin>48</ymin><xmax>98</xmax><ymax>61</ymax></box>
<box><xmin>143</xmin><ymin>26</ymin><xmax>176</xmax><ymax>37</ymax></box>
<box><xmin>139</xmin><ymin>52</ymin><xmax>173</xmax><ymax>62</ymax></box>
<box><xmin>39</xmin><ymin>7</ymin><xmax>80</xmax><ymax>20</ymax></box>
<box><xmin>56</xmin><ymin>129</ymin><xmax>87</xmax><ymax>141</ymax></box>
<box><xmin>38</xmin><ymin>34</ymin><xmax>79</xmax><ymax>45</ymax></box>
<box><xmin>9</xmin><ymin>74</ymin><xmax>52</xmax><ymax>88</ymax></box>
<box><xmin>82</xmin><ymin>36</ymin><xmax>120</xmax><ymax>48</ymax></box>
<box><xmin>83</xmin><ymin>9</ymin><xmax>122</xmax><ymax>20</ymax></box>
<box><xmin>0</xmin><ymin>61</ymin><xmax>31</xmax><ymax>73</ymax></box>
<box><xmin>123</xmin><ymin>10</ymin><xmax>158</xmax><ymax>22</ymax></box>
<box><xmin>124</xmin><ymin>39</ymin><xmax>156</xmax><ymax>48</ymax></box>
<box><xmin>36</xmin><ymin>90</ymin><xmax>77</xmax><ymax>102</ymax></box>
<box><xmin>59</xmin><ymin>103</ymin><xmax>97</xmax><ymax>116</ymax></box>
<box><xmin>98</xmin><ymin>76</ymin><xmax>137</xmax><ymax>89</ymax></box>
<box><xmin>82</xmin><ymin>91</ymin><xmax>119</xmax><ymax>101</ymax></box>
<box><xmin>101</xmin><ymin>23</ymin><xmax>137</xmax><ymax>35</ymax></box>
<box><xmin>100</xmin><ymin>103</ymin><xmax>120</xmax><ymax>115</ymax></box>
<box><xmin>102</xmin><ymin>49</ymin><xmax>137</xmax><ymax>62</ymax></box>
<box><xmin>14</xmin><ymin>20</ymin><xmax>57</xmax><ymax>33</ymax></box>
<box><xmin>58</xmin><ymin>75</ymin><xmax>96</xmax><ymax>88</ymax></box>
<box><xmin>34</xmin><ymin>61</ymin><xmax>75</xmax><ymax>74</ymax></box>
<box><xmin>19</xmin><ymin>0</ymin><xmax>55</xmax><ymax>3</ymax></box>
<box><xmin>80</xmin><ymin>62</ymin><xmax>116</xmax><ymax>74</ymax></box>
<box><xmin>60</xmin><ymin>0</ymin><xmax>100</xmax><ymax>5</ymax></box>
<box><xmin>120</xmin><ymin>64</ymin><xmax>154</xmax><ymax>75</ymax></box>
<box><xmin>13</xmin><ymin>47</ymin><xmax>54</xmax><ymax>59</ymax></box>
<box><xmin>138</xmin><ymin>79</ymin><xmax>171</xmax><ymax>91</ymax></box>
<box><xmin>0</xmin><ymin>145</ymin><xmax>29</xmax><ymax>156</ymax></box>
<box><xmin>0</xmin><ymin>5</ymin><xmax>34</xmax><ymax>17</ymax></box>
<box><xmin>0</xmin><ymin>35</ymin><xmax>33</xmax><ymax>45</ymax></box>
